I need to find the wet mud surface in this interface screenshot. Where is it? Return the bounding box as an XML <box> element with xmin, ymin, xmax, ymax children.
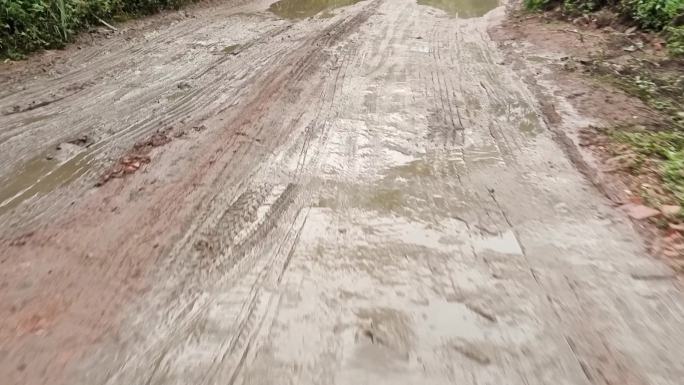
<box><xmin>1</xmin><ymin>0</ymin><xmax>684</xmax><ymax>384</ymax></box>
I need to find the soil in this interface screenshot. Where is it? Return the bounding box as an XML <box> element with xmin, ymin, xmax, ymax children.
<box><xmin>2</xmin><ymin>1</ymin><xmax>684</xmax><ymax>385</ymax></box>
<box><xmin>491</xmin><ymin>5</ymin><xmax>684</xmax><ymax>272</ymax></box>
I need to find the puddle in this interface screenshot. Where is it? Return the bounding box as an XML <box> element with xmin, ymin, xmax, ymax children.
<box><xmin>367</xmin><ymin>188</ymin><xmax>405</xmax><ymax>211</ymax></box>
<box><xmin>383</xmin><ymin>155</ymin><xmax>466</xmax><ymax>180</ymax></box>
<box><xmin>386</xmin><ymin>159</ymin><xmax>434</xmax><ymax>179</ymax></box>
<box><xmin>314</xmin><ymin>185</ymin><xmax>408</xmax><ymax>213</ymax></box>
<box><xmin>518</xmin><ymin>111</ymin><xmax>543</xmax><ymax>137</ymax></box>
<box><xmin>472</xmin><ymin>229</ymin><xmax>523</xmax><ymax>255</ymax></box>
<box><xmin>222</xmin><ymin>44</ymin><xmax>241</xmax><ymax>55</ymax></box>
<box><xmin>319</xmin><ymin>9</ymin><xmax>336</xmax><ymax>18</ymax></box>
<box><xmin>526</xmin><ymin>55</ymin><xmax>547</xmax><ymax>63</ymax></box>
<box><xmin>0</xmin><ymin>151</ymin><xmax>93</xmax><ymax>216</ymax></box>
<box><xmin>420</xmin><ymin>300</ymin><xmax>485</xmax><ymax>340</ymax></box>
<box><xmin>269</xmin><ymin>0</ymin><xmax>363</xmax><ymax>19</ymax></box>
<box><xmin>417</xmin><ymin>0</ymin><xmax>499</xmax><ymax>18</ymax></box>
<box><xmin>167</xmin><ymin>91</ymin><xmax>189</xmax><ymax>102</ymax></box>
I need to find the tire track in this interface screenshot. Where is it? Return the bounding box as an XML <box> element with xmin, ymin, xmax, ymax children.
<box><xmin>56</xmin><ymin>2</ymin><xmax>383</xmax><ymax>384</ymax></box>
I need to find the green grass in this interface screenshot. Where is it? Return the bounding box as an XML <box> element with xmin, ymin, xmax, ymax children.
<box><xmin>605</xmin><ymin>67</ymin><xmax>684</xmax><ymax>205</ymax></box>
<box><xmin>615</xmin><ymin>130</ymin><xmax>684</xmax><ymax>204</ymax></box>
<box><xmin>626</xmin><ymin>0</ymin><xmax>683</xmax><ymax>29</ymax></box>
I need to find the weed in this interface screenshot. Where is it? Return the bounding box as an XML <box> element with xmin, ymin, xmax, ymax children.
<box><xmin>624</xmin><ymin>0</ymin><xmax>683</xmax><ymax>30</ymax></box>
<box><xmin>667</xmin><ymin>25</ymin><xmax>684</xmax><ymax>56</ymax></box>
<box><xmin>615</xmin><ymin>129</ymin><xmax>684</xmax><ymax>203</ymax></box>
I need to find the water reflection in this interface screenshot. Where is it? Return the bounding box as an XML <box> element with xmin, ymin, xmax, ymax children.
<box><xmin>417</xmin><ymin>0</ymin><xmax>499</xmax><ymax>18</ymax></box>
<box><xmin>269</xmin><ymin>0</ymin><xmax>363</xmax><ymax>19</ymax></box>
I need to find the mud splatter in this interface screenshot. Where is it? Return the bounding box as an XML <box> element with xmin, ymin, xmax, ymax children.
<box><xmin>97</xmin><ymin>132</ymin><xmax>171</xmax><ymax>186</ymax></box>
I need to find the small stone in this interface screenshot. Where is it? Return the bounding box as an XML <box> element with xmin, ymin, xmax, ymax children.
<box><xmin>621</xmin><ymin>204</ymin><xmax>661</xmax><ymax>220</ymax></box>
<box><xmin>661</xmin><ymin>205</ymin><xmax>681</xmax><ymax>216</ymax></box>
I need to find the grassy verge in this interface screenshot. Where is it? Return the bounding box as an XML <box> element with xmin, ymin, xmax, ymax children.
<box><xmin>587</xmin><ymin>63</ymin><xmax>684</xmax><ymax>209</ymax></box>
<box><xmin>1</xmin><ymin>0</ymin><xmax>197</xmax><ymax>59</ymax></box>
<box><xmin>612</xmin><ymin>130</ymin><xmax>684</xmax><ymax>206</ymax></box>
<box><xmin>524</xmin><ymin>1</ymin><xmax>684</xmax><ymax>209</ymax></box>
<box><xmin>586</xmin><ymin>55</ymin><xmax>684</xmax><ymax>206</ymax></box>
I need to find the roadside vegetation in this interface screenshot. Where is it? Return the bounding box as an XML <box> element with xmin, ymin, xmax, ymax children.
<box><xmin>601</xmin><ymin>64</ymin><xmax>684</xmax><ymax>208</ymax></box>
<box><xmin>1</xmin><ymin>0</ymin><xmax>196</xmax><ymax>59</ymax></box>
<box><xmin>524</xmin><ymin>0</ymin><xmax>684</xmax><ymax>55</ymax></box>
<box><xmin>613</xmin><ymin>130</ymin><xmax>684</xmax><ymax>207</ymax></box>
<box><xmin>525</xmin><ymin>1</ymin><xmax>684</xmax><ymax>207</ymax></box>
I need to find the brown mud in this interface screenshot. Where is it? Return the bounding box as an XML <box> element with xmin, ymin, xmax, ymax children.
<box><xmin>1</xmin><ymin>1</ymin><xmax>684</xmax><ymax>385</ymax></box>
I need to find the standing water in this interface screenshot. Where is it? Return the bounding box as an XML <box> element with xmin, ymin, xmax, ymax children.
<box><xmin>417</xmin><ymin>0</ymin><xmax>499</xmax><ymax>18</ymax></box>
<box><xmin>269</xmin><ymin>0</ymin><xmax>363</xmax><ymax>19</ymax></box>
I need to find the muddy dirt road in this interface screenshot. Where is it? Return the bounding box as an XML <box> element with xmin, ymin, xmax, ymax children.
<box><xmin>1</xmin><ymin>0</ymin><xmax>684</xmax><ymax>384</ymax></box>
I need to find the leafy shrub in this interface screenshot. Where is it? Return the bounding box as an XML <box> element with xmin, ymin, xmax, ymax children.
<box><xmin>667</xmin><ymin>25</ymin><xmax>684</xmax><ymax>55</ymax></box>
<box><xmin>525</xmin><ymin>0</ymin><xmax>683</xmax><ymax>29</ymax></box>
<box><xmin>524</xmin><ymin>0</ymin><xmax>551</xmax><ymax>10</ymax></box>
<box><xmin>524</xmin><ymin>0</ymin><xmax>684</xmax><ymax>56</ymax></box>
<box><xmin>1</xmin><ymin>0</ymin><xmax>194</xmax><ymax>58</ymax></box>
<box><xmin>624</xmin><ymin>0</ymin><xmax>683</xmax><ymax>29</ymax></box>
